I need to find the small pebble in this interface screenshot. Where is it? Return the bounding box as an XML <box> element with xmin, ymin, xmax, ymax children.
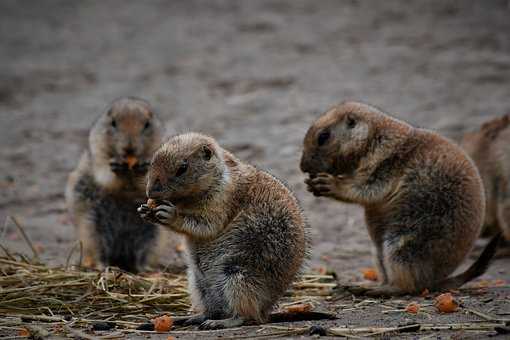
<box><xmin>309</xmin><ymin>325</ymin><xmax>327</xmax><ymax>336</ymax></box>
<box><xmin>495</xmin><ymin>326</ymin><xmax>510</xmax><ymax>335</ymax></box>
<box><xmin>92</xmin><ymin>322</ymin><xmax>114</xmax><ymax>331</ymax></box>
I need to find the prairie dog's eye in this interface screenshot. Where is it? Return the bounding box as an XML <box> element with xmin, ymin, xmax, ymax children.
<box><xmin>317</xmin><ymin>131</ymin><xmax>330</xmax><ymax>146</ymax></box>
<box><xmin>346</xmin><ymin>116</ymin><xmax>356</xmax><ymax>129</ymax></box>
<box><xmin>111</xmin><ymin>119</ymin><xmax>117</xmax><ymax>129</ymax></box>
<box><xmin>175</xmin><ymin>160</ymin><xmax>188</xmax><ymax>177</ymax></box>
<box><xmin>143</xmin><ymin>121</ymin><xmax>151</xmax><ymax>131</ymax></box>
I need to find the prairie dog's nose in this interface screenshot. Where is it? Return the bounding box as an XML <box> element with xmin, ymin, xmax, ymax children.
<box><xmin>124</xmin><ymin>146</ymin><xmax>135</xmax><ymax>156</ymax></box>
<box><xmin>147</xmin><ymin>178</ymin><xmax>164</xmax><ymax>199</ymax></box>
<box><xmin>300</xmin><ymin>155</ymin><xmax>311</xmax><ymax>174</ymax></box>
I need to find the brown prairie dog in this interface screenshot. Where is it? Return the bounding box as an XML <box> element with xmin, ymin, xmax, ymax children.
<box><xmin>138</xmin><ymin>132</ymin><xmax>308</xmax><ymax>329</ymax></box>
<box><xmin>461</xmin><ymin>114</ymin><xmax>510</xmax><ymax>242</ymax></box>
<box><xmin>301</xmin><ymin>101</ymin><xmax>500</xmax><ymax>296</ymax></box>
<box><xmin>66</xmin><ymin>97</ymin><xmax>171</xmax><ymax>272</ymax></box>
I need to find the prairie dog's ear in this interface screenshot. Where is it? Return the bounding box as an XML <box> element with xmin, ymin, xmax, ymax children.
<box><xmin>202</xmin><ymin>145</ymin><xmax>213</xmax><ymax>161</ymax></box>
<box><xmin>144</xmin><ymin>108</ymin><xmax>154</xmax><ymax>119</ymax></box>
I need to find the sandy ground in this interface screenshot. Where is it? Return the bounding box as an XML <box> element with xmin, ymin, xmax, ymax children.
<box><xmin>1</xmin><ymin>0</ymin><xmax>509</xmax><ymax>338</ymax></box>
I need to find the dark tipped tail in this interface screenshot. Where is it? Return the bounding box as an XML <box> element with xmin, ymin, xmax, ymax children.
<box><xmin>269</xmin><ymin>311</ymin><xmax>337</xmax><ymax>323</ymax></box>
<box><xmin>433</xmin><ymin>232</ymin><xmax>502</xmax><ymax>291</ymax></box>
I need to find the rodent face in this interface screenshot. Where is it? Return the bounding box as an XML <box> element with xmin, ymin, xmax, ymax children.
<box><xmin>300</xmin><ymin>102</ymin><xmax>372</xmax><ymax>176</ymax></box>
<box><xmin>89</xmin><ymin>97</ymin><xmax>163</xmax><ymax>177</ymax></box>
<box><xmin>146</xmin><ymin>133</ymin><xmax>226</xmax><ymax>202</ymax></box>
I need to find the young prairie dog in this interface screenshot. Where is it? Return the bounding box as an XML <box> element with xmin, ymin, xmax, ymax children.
<box><xmin>301</xmin><ymin>101</ymin><xmax>500</xmax><ymax>296</ymax></box>
<box><xmin>66</xmin><ymin>97</ymin><xmax>169</xmax><ymax>273</ymax></box>
<box><xmin>138</xmin><ymin>132</ymin><xmax>307</xmax><ymax>329</ymax></box>
<box><xmin>462</xmin><ymin>114</ymin><xmax>510</xmax><ymax>242</ymax></box>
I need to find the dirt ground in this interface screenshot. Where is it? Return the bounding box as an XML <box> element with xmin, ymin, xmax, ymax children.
<box><xmin>1</xmin><ymin>0</ymin><xmax>509</xmax><ymax>338</ymax></box>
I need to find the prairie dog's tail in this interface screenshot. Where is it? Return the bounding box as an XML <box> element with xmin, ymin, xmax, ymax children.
<box><xmin>269</xmin><ymin>311</ymin><xmax>337</xmax><ymax>323</ymax></box>
<box><xmin>433</xmin><ymin>233</ymin><xmax>502</xmax><ymax>291</ymax></box>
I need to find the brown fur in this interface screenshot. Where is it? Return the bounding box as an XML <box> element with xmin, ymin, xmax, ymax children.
<box><xmin>139</xmin><ymin>132</ymin><xmax>307</xmax><ymax>329</ymax></box>
<box><xmin>301</xmin><ymin>101</ymin><xmax>495</xmax><ymax>295</ymax></box>
<box><xmin>461</xmin><ymin>114</ymin><xmax>510</xmax><ymax>241</ymax></box>
<box><xmin>66</xmin><ymin>97</ymin><xmax>172</xmax><ymax>272</ymax></box>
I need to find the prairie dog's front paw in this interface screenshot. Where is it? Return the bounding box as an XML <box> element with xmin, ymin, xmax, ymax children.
<box><xmin>138</xmin><ymin>200</ymin><xmax>176</xmax><ymax>226</ymax></box>
<box><xmin>305</xmin><ymin>172</ymin><xmax>341</xmax><ymax>197</ymax></box>
<box><xmin>153</xmin><ymin>201</ymin><xmax>177</xmax><ymax>225</ymax></box>
<box><xmin>138</xmin><ymin>203</ymin><xmax>152</xmax><ymax>217</ymax></box>
<box><xmin>110</xmin><ymin>161</ymin><xmax>128</xmax><ymax>174</ymax></box>
<box><xmin>132</xmin><ymin>161</ymin><xmax>150</xmax><ymax>176</ymax></box>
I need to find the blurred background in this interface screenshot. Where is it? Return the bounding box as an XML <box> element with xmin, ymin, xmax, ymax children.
<box><xmin>0</xmin><ymin>0</ymin><xmax>509</xmax><ymax>277</ymax></box>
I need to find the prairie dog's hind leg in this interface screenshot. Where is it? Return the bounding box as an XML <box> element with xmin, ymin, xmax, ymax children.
<box><xmin>217</xmin><ymin>264</ymin><xmax>271</xmax><ymax>328</ymax></box>
<box><xmin>373</xmin><ymin>245</ymin><xmax>389</xmax><ymax>284</ymax></box>
<box><xmin>382</xmin><ymin>236</ymin><xmax>451</xmax><ymax>294</ymax></box>
<box><xmin>76</xmin><ymin>218</ymin><xmax>99</xmax><ymax>268</ymax></box>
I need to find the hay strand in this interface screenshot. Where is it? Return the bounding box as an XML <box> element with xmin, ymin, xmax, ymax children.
<box><xmin>0</xmin><ymin>254</ymin><xmax>337</xmax><ymax>337</ymax></box>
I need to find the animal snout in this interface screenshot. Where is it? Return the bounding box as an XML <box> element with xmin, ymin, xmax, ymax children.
<box><xmin>147</xmin><ymin>178</ymin><xmax>165</xmax><ymax>198</ymax></box>
<box><xmin>300</xmin><ymin>154</ymin><xmax>323</xmax><ymax>178</ymax></box>
<box><xmin>124</xmin><ymin>146</ymin><xmax>135</xmax><ymax>157</ymax></box>
<box><xmin>300</xmin><ymin>155</ymin><xmax>312</xmax><ymax>174</ymax></box>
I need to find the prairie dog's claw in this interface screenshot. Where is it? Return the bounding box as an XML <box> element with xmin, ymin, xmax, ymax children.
<box><xmin>306</xmin><ymin>173</ymin><xmax>337</xmax><ymax>197</ymax></box>
<box><xmin>151</xmin><ymin>201</ymin><xmax>177</xmax><ymax>225</ymax></box>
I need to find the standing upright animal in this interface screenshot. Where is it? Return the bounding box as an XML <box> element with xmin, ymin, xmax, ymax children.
<box><xmin>301</xmin><ymin>101</ymin><xmax>500</xmax><ymax>296</ymax></box>
<box><xmin>66</xmin><ymin>97</ymin><xmax>169</xmax><ymax>273</ymax></box>
<box><xmin>461</xmin><ymin>114</ymin><xmax>510</xmax><ymax>242</ymax></box>
<box><xmin>138</xmin><ymin>132</ymin><xmax>308</xmax><ymax>329</ymax></box>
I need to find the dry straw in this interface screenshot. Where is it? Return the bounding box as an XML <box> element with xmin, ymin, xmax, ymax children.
<box><xmin>2</xmin><ymin>217</ymin><xmax>507</xmax><ymax>338</ymax></box>
<box><xmin>0</xmin><ymin>224</ymin><xmax>336</xmax><ymax>338</ymax></box>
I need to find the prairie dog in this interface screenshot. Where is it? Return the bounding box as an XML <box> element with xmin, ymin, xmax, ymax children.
<box><xmin>301</xmin><ymin>101</ymin><xmax>500</xmax><ymax>296</ymax></box>
<box><xmin>138</xmin><ymin>132</ymin><xmax>307</xmax><ymax>329</ymax></box>
<box><xmin>66</xmin><ymin>97</ymin><xmax>169</xmax><ymax>272</ymax></box>
<box><xmin>462</xmin><ymin>114</ymin><xmax>510</xmax><ymax>241</ymax></box>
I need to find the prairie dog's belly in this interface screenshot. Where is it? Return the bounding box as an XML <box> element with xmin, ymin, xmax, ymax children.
<box><xmin>186</xmin><ymin>236</ymin><xmax>226</xmax><ymax>274</ymax></box>
<box><xmin>93</xmin><ymin>192</ymin><xmax>159</xmax><ymax>272</ymax></box>
<box><xmin>186</xmin><ymin>207</ymin><xmax>304</xmax><ymax>277</ymax></box>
